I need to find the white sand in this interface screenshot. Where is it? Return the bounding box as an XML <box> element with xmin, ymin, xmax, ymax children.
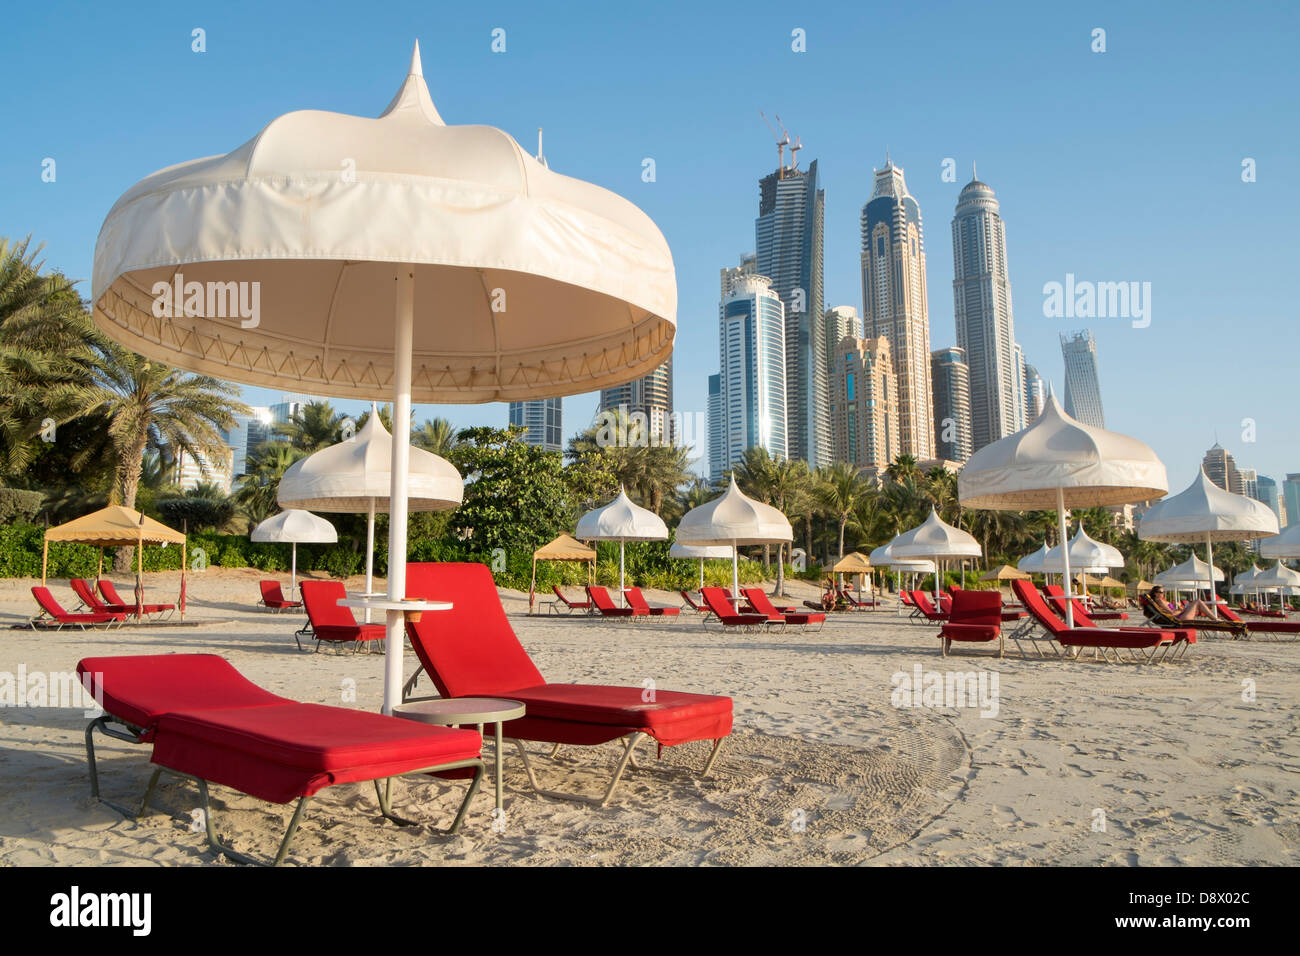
<box><xmin>1</xmin><ymin>567</ymin><xmax>1296</xmax><ymax>866</ymax></box>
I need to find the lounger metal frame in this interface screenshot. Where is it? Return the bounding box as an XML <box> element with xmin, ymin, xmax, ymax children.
<box><xmin>84</xmin><ymin>712</ymin><xmax>484</xmax><ymax>866</ymax></box>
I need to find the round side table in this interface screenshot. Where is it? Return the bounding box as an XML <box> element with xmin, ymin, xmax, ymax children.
<box><xmin>392</xmin><ymin>698</ymin><xmax>525</xmax><ymax>811</ymax></box>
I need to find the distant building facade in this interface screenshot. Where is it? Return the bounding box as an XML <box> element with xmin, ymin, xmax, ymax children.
<box><xmin>1202</xmin><ymin>443</ymin><xmax>1243</xmax><ymax>495</ymax></box>
<box><xmin>717</xmin><ymin>273</ymin><xmax>788</xmax><ymax>470</ymax></box>
<box><xmin>830</xmin><ymin>336</ymin><xmax>899</xmax><ymax>471</ymax></box>
<box><xmin>930</xmin><ymin>346</ymin><xmax>973</xmax><ymax>463</ymax></box>
<box><xmin>1060</xmin><ymin>329</ymin><xmax>1105</xmax><ymax>427</ymax></box>
<box><xmin>508</xmin><ymin>399</ymin><xmax>563</xmax><ymax>452</ymax></box>
<box><xmin>599</xmin><ymin>358</ymin><xmax>674</xmax><ymax>445</ymax></box>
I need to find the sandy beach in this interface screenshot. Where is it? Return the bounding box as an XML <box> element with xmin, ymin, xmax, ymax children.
<box><xmin>1</xmin><ymin>567</ymin><xmax>1297</xmax><ymax>866</ymax></box>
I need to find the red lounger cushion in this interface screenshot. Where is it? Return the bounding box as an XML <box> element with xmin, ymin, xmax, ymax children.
<box><xmin>941</xmin><ymin>623</ymin><xmax>999</xmax><ymax>643</ymax></box>
<box><xmin>315</xmin><ymin>624</ymin><xmax>386</xmax><ymax>643</ymax></box>
<box><xmin>152</xmin><ymin>704</ymin><xmax>482</xmax><ymax>804</ymax></box>
<box><xmin>78</xmin><ymin>654</ymin><xmax>286</xmax><ymax>731</ymax></box>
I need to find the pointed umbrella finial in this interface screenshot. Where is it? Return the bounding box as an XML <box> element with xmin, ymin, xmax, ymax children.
<box><xmin>409</xmin><ymin>39</ymin><xmax>423</xmax><ymax>77</ymax></box>
<box><xmin>972</xmin><ymin>161</ymin><xmax>977</xmax><ymax>180</ymax></box>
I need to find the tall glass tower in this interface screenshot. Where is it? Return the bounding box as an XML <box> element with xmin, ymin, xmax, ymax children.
<box><xmin>508</xmin><ymin>398</ymin><xmax>562</xmax><ymax>452</ymax></box>
<box><xmin>756</xmin><ymin>159</ymin><xmax>828</xmax><ymax>467</ymax></box>
<box><xmin>952</xmin><ymin>172</ymin><xmax>1021</xmax><ymax>451</ymax></box>
<box><xmin>1059</xmin><ymin>330</ymin><xmax>1105</xmax><ymax>428</ymax></box>
<box><xmin>599</xmin><ymin>358</ymin><xmax>674</xmax><ymax>445</ymax></box>
<box><xmin>718</xmin><ymin>274</ymin><xmax>787</xmax><ymax>470</ymax></box>
<box><xmin>861</xmin><ymin>159</ymin><xmax>933</xmax><ymax>460</ymax></box>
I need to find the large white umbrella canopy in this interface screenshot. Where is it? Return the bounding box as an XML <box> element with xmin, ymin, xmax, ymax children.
<box><xmin>1139</xmin><ymin>468</ymin><xmax>1278</xmax><ymax>616</ymax></box>
<box><xmin>576</xmin><ymin>487</ymin><xmax>668</xmax><ymax>604</ymax></box>
<box><xmin>91</xmin><ymin>43</ymin><xmax>675</xmax><ymax>713</ymax></box>
<box><xmin>1017</xmin><ymin>542</ymin><xmax>1050</xmax><ymax>575</ymax></box>
<box><xmin>277</xmin><ymin>408</ymin><xmax>462</xmax><ymax>619</ymax></box>
<box><xmin>250</xmin><ymin>509</ymin><xmax>338</xmax><ymax>592</ymax></box>
<box><xmin>1260</xmin><ymin>523</ymin><xmax>1300</xmax><ymax>559</ymax></box>
<box><xmin>1233</xmin><ymin>563</ymin><xmax>1263</xmax><ymax>599</ymax></box>
<box><xmin>669</xmin><ymin>542</ymin><xmax>735</xmax><ymax>589</ymax></box>
<box><xmin>891</xmin><ymin>508</ymin><xmax>982</xmax><ymax>601</ymax></box>
<box><xmin>1154</xmin><ymin>555</ymin><xmax>1225</xmax><ymax>591</ymax></box>
<box><xmin>959</xmin><ymin>393</ymin><xmax>1167</xmax><ymax>626</ymax></box>
<box><xmin>677</xmin><ymin>476</ymin><xmax>793</xmax><ymax>595</ymax></box>
<box><xmin>1042</xmin><ymin>523</ymin><xmax>1122</xmax><ymax>589</ymax></box>
<box><xmin>1253</xmin><ymin>561</ymin><xmax>1300</xmax><ymax>590</ymax></box>
<box><xmin>869</xmin><ymin>541</ymin><xmax>935</xmax><ymax>573</ymax></box>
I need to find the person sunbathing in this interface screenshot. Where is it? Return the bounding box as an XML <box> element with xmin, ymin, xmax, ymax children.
<box><xmin>1148</xmin><ymin>585</ymin><xmax>1215</xmax><ymax>621</ymax></box>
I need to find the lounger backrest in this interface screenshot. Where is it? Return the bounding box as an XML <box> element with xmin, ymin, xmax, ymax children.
<box><xmin>1044</xmin><ymin>584</ymin><xmax>1064</xmax><ymax>598</ymax></box>
<box><xmin>71</xmin><ymin>578</ymin><xmax>103</xmax><ymax>610</ymax></box>
<box><xmin>299</xmin><ymin>580</ymin><xmax>358</xmax><ymax>629</ymax></box>
<box><xmin>1215</xmin><ymin>603</ymin><xmax>1245</xmax><ymax>623</ymax></box>
<box><xmin>900</xmin><ymin>590</ymin><xmax>914</xmax><ymax>606</ymax></box>
<box><xmin>624</xmin><ymin>587</ymin><xmax>651</xmax><ymax>611</ymax></box>
<box><xmin>260</xmin><ymin>580</ymin><xmax>285</xmax><ymax>604</ymax></box>
<box><xmin>680</xmin><ymin>590</ymin><xmax>704</xmax><ymax>610</ymax></box>
<box><xmin>701</xmin><ymin>587</ymin><xmax>741</xmax><ymax>620</ymax></box>
<box><xmin>98</xmin><ymin>579</ymin><xmax>128</xmax><ymax>606</ymax></box>
<box><xmin>551</xmin><ymin>585</ymin><xmax>582</xmax><ymax>608</ymax></box>
<box><xmin>405</xmin><ymin>562</ymin><xmax>546</xmax><ymax>698</ymax></box>
<box><xmin>78</xmin><ymin>654</ymin><xmax>288</xmax><ymax>729</ymax></box>
<box><xmin>741</xmin><ymin>588</ymin><xmax>778</xmax><ymax>617</ymax></box>
<box><xmin>947</xmin><ymin>589</ymin><xmax>1002</xmax><ymax>627</ymax></box>
<box><xmin>912</xmin><ymin>591</ymin><xmax>939</xmax><ymax>616</ymax></box>
<box><xmin>1011</xmin><ymin>579</ymin><xmax>1069</xmax><ymax>635</ymax></box>
<box><xmin>32</xmin><ymin>586</ymin><xmax>68</xmax><ymax>618</ymax></box>
<box><xmin>587</xmin><ymin>586</ymin><xmax>620</xmax><ymax>612</ymax></box>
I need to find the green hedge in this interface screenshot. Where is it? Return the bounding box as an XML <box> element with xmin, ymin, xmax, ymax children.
<box><xmin>0</xmin><ymin>488</ymin><xmax>44</xmax><ymax>525</ymax></box>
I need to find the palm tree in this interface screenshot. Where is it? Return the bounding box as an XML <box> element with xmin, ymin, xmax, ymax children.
<box><xmin>885</xmin><ymin>454</ymin><xmax>921</xmax><ymax>486</ymax></box>
<box><xmin>816</xmin><ymin>461</ymin><xmax>868</xmax><ymax>559</ymax></box>
<box><xmin>234</xmin><ymin>442</ymin><xmax>304</xmax><ymax>524</ymax></box>
<box><xmin>0</xmin><ymin>236</ymin><xmax>96</xmax><ymax>475</ymax></box>
<box><xmin>277</xmin><ymin>400</ymin><xmax>345</xmax><ymax>451</ymax></box>
<box><xmin>413</xmin><ymin>417</ymin><xmax>459</xmax><ymax>457</ymax></box>
<box><xmin>767</xmin><ymin>457</ymin><xmax>810</xmax><ymax>595</ymax></box>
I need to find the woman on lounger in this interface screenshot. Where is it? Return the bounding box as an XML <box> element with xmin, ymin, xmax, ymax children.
<box><xmin>1147</xmin><ymin>585</ymin><xmax>1215</xmax><ymax>621</ymax></box>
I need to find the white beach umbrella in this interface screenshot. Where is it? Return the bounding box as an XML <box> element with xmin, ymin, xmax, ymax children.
<box><xmin>1017</xmin><ymin>542</ymin><xmax>1050</xmax><ymax>575</ymax></box>
<box><xmin>669</xmin><ymin>542</ymin><xmax>735</xmax><ymax>589</ymax></box>
<box><xmin>1253</xmin><ymin>561</ymin><xmax>1300</xmax><ymax>590</ymax></box>
<box><xmin>1154</xmin><ymin>555</ymin><xmax>1225</xmax><ymax>593</ymax></box>
<box><xmin>1233</xmin><ymin>563</ymin><xmax>1263</xmax><ymax>601</ymax></box>
<box><xmin>892</xmin><ymin>508</ymin><xmax>982</xmax><ymax>602</ymax></box>
<box><xmin>278</xmin><ymin>408</ymin><xmax>462</xmax><ymax>620</ymax></box>
<box><xmin>1139</xmin><ymin>469</ymin><xmax>1278</xmax><ymax>617</ymax></box>
<box><xmin>959</xmin><ymin>393</ymin><xmax>1167</xmax><ymax>627</ymax></box>
<box><xmin>1043</xmin><ymin>522</ymin><xmax>1122</xmax><ymax>594</ymax></box>
<box><xmin>677</xmin><ymin>476</ymin><xmax>793</xmax><ymax>596</ymax></box>
<box><xmin>870</xmin><ymin>539</ymin><xmax>935</xmax><ymax>613</ymax></box>
<box><xmin>91</xmin><ymin>43</ymin><xmax>675</xmax><ymax>713</ymax></box>
<box><xmin>1260</xmin><ymin>523</ymin><xmax>1300</xmax><ymax>559</ymax></box>
<box><xmin>250</xmin><ymin>510</ymin><xmax>338</xmax><ymax>592</ymax></box>
<box><xmin>576</xmin><ymin>487</ymin><xmax>668</xmax><ymax>605</ymax></box>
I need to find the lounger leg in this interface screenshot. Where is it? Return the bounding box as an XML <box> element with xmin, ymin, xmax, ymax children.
<box><xmin>374</xmin><ymin>762</ymin><xmax>484</xmax><ymax>834</ymax></box>
<box><xmin>701</xmin><ymin>737</ymin><xmax>725</xmax><ymax>777</ymax></box>
<box><xmin>548</xmin><ymin>743</ymin><xmax>562</xmax><ymax>759</ymax></box>
<box><xmin>401</xmin><ymin>665</ymin><xmax>426</xmax><ymax>703</ymax></box>
<box><xmin>194</xmin><ymin>779</ymin><xmax>309</xmax><ymax>867</ymax></box>
<box><xmin>137</xmin><ymin>766</ymin><xmax>164</xmax><ymax>817</ymax></box>
<box><xmin>511</xmin><ymin>732</ymin><xmax>647</xmax><ymax>807</ymax></box>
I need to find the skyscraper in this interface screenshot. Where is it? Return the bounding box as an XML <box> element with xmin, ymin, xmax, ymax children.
<box><xmin>952</xmin><ymin>172</ymin><xmax>1022</xmax><ymax>450</ymax></box>
<box><xmin>824</xmin><ymin>306</ymin><xmax>862</xmax><ymax>355</ymax></box>
<box><xmin>1060</xmin><ymin>330</ymin><xmax>1105</xmax><ymax>427</ymax></box>
<box><xmin>599</xmin><ymin>358</ymin><xmax>674</xmax><ymax>445</ymax></box>
<box><xmin>830</xmin><ymin>336</ymin><xmax>899</xmax><ymax>471</ymax></box>
<box><xmin>1282</xmin><ymin>474</ymin><xmax>1300</xmax><ymax>526</ymax></box>
<box><xmin>508</xmin><ymin>399</ymin><xmax>563</xmax><ymax>452</ymax></box>
<box><xmin>1202</xmin><ymin>443</ymin><xmax>1243</xmax><ymax>494</ymax></box>
<box><xmin>1023</xmin><ymin>362</ymin><xmax>1046</xmax><ymax>423</ymax></box>
<box><xmin>756</xmin><ymin>159</ymin><xmax>829</xmax><ymax>467</ymax></box>
<box><xmin>718</xmin><ymin>273</ymin><xmax>787</xmax><ymax>471</ymax></box>
<box><xmin>1255</xmin><ymin>474</ymin><xmax>1281</xmax><ymax>523</ymax></box>
<box><xmin>930</xmin><ymin>347</ymin><xmax>973</xmax><ymax>463</ymax></box>
<box><xmin>1239</xmin><ymin>467</ymin><xmax>1259</xmax><ymax>501</ymax></box>
<box><xmin>861</xmin><ymin>159</ymin><xmax>934</xmax><ymax>460</ymax></box>
<box><xmin>707</xmin><ymin>373</ymin><xmax>724</xmax><ymax>480</ymax></box>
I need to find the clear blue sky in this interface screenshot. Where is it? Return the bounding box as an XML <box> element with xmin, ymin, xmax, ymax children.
<box><xmin>3</xmin><ymin>0</ymin><xmax>1297</xmax><ymax>495</ymax></box>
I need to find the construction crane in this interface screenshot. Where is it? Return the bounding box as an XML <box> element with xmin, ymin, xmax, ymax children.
<box><xmin>759</xmin><ymin>110</ymin><xmax>790</xmax><ymax>178</ymax></box>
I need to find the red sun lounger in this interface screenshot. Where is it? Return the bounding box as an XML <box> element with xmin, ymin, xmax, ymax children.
<box><xmin>625</xmin><ymin>587</ymin><xmax>680</xmax><ymax>617</ymax></box>
<box><xmin>1139</xmin><ymin>595</ymin><xmax>1248</xmax><ymax>639</ymax></box>
<box><xmin>939</xmin><ymin>589</ymin><xmax>1005</xmax><ymax>657</ymax></box>
<box><xmin>550</xmin><ymin>585</ymin><xmax>593</xmax><ymax>614</ymax></box>
<box><xmin>31</xmin><ymin>586</ymin><xmax>123</xmax><ymax>629</ymax></box>
<box><xmin>258</xmin><ymin>580</ymin><xmax>302</xmax><ymax>611</ymax></box>
<box><xmin>679</xmin><ymin>590</ymin><xmax>708</xmax><ymax>612</ymax></box>
<box><xmin>405</xmin><ymin>562</ymin><xmax>733</xmax><ymax>806</ymax></box>
<box><xmin>741</xmin><ymin>588</ymin><xmax>825</xmax><ymax>629</ymax></box>
<box><xmin>910</xmin><ymin>591</ymin><xmax>949</xmax><ymax>623</ymax></box>
<box><xmin>1069</xmin><ymin>603</ymin><xmax>1196</xmax><ymax>661</ymax></box>
<box><xmin>586</xmin><ymin>585</ymin><xmax>641</xmax><ymax>617</ymax></box>
<box><xmin>1044</xmin><ymin>585</ymin><xmax>1127</xmax><ymax>622</ymax></box>
<box><xmin>701</xmin><ymin>586</ymin><xmax>772</xmax><ymax>630</ymax></box>
<box><xmin>298</xmin><ymin>580</ymin><xmax>385</xmax><ymax>652</ymax></box>
<box><xmin>77</xmin><ymin>654</ymin><xmax>483</xmax><ymax>866</ymax></box>
<box><xmin>1213</xmin><ymin>603</ymin><xmax>1300</xmax><ymax>637</ymax></box>
<box><xmin>1012</xmin><ymin>580</ymin><xmax>1182</xmax><ymax>663</ymax></box>
<box><xmin>97</xmin><ymin>579</ymin><xmax>174</xmax><ymax>618</ymax></box>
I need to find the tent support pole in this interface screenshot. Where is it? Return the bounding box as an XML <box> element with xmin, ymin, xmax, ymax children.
<box><xmin>365</xmin><ymin>498</ymin><xmax>376</xmax><ymax>623</ymax></box>
<box><xmin>383</xmin><ymin>270</ymin><xmax>415</xmax><ymax>716</ymax></box>
<box><xmin>42</xmin><ymin>539</ymin><xmax>48</xmax><ymax>586</ymax></box>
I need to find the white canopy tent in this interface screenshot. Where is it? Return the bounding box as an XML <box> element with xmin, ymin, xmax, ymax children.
<box><xmin>891</xmin><ymin>508</ymin><xmax>982</xmax><ymax>603</ymax></box>
<box><xmin>959</xmin><ymin>394</ymin><xmax>1167</xmax><ymax>627</ymax></box>
<box><xmin>277</xmin><ymin>408</ymin><xmax>462</xmax><ymax>620</ymax></box>
<box><xmin>575</xmin><ymin>487</ymin><xmax>668</xmax><ymax>605</ymax></box>
<box><xmin>250</xmin><ymin>510</ymin><xmax>339</xmax><ymax>592</ymax></box>
<box><xmin>1153</xmin><ymin>555</ymin><xmax>1225</xmax><ymax>594</ymax></box>
<box><xmin>1260</xmin><ymin>523</ymin><xmax>1300</xmax><ymax>559</ymax></box>
<box><xmin>1138</xmin><ymin>469</ymin><xmax>1278</xmax><ymax>617</ymax></box>
<box><xmin>676</xmin><ymin>476</ymin><xmax>793</xmax><ymax>597</ymax></box>
<box><xmin>91</xmin><ymin>43</ymin><xmax>675</xmax><ymax>714</ymax></box>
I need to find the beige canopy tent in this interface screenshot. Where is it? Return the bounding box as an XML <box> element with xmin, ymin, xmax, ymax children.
<box><xmin>43</xmin><ymin>505</ymin><xmax>187</xmax><ymax>618</ymax></box>
<box><xmin>832</xmin><ymin>552</ymin><xmax>873</xmax><ymax>602</ymax></box>
<box><xmin>980</xmin><ymin>565</ymin><xmax>1031</xmax><ymax>582</ymax></box>
<box><xmin>530</xmin><ymin>533</ymin><xmax>597</xmax><ymax>613</ymax></box>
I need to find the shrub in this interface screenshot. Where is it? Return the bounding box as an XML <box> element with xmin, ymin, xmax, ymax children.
<box><xmin>0</xmin><ymin>488</ymin><xmax>44</xmax><ymax>524</ymax></box>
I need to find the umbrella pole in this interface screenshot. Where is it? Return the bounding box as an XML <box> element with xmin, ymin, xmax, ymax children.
<box><xmin>529</xmin><ymin>557</ymin><xmax>536</xmax><ymax>615</ymax></box>
<box><xmin>364</xmin><ymin>498</ymin><xmax>376</xmax><ymax>623</ymax></box>
<box><xmin>42</xmin><ymin>538</ymin><xmax>48</xmax><ymax>587</ymax></box>
<box><xmin>383</xmin><ymin>270</ymin><xmax>415</xmax><ymax>715</ymax></box>
<box><xmin>1057</xmin><ymin>486</ymin><xmax>1075</xmax><ymax>628</ymax></box>
<box><xmin>699</xmin><ymin>558</ymin><xmax>704</xmax><ymax>591</ymax></box>
<box><xmin>1206</xmin><ymin>533</ymin><xmax>1218</xmax><ymax>618</ymax></box>
<box><xmin>732</xmin><ymin>543</ymin><xmax>739</xmax><ymax>598</ymax></box>
<box><xmin>291</xmin><ymin>543</ymin><xmax>297</xmax><ymax>594</ymax></box>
